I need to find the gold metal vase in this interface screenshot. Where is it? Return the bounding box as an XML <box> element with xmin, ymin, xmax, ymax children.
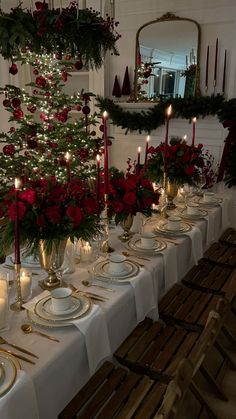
<box><xmin>38</xmin><ymin>239</ymin><xmax>67</xmax><ymax>290</ymax></box>
<box><xmin>166</xmin><ymin>180</ymin><xmax>179</xmax><ymax>210</ymax></box>
<box><xmin>119</xmin><ymin>214</ymin><xmax>134</xmax><ymax>242</ymax></box>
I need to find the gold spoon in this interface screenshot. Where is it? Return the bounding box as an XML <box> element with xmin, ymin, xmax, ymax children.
<box><xmin>21</xmin><ymin>324</ymin><xmax>60</xmax><ymax>342</ymax></box>
<box><xmin>81</xmin><ymin>280</ymin><xmax>114</xmax><ymax>292</ymax></box>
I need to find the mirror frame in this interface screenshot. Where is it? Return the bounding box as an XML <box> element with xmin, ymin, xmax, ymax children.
<box><xmin>134</xmin><ymin>12</ymin><xmax>201</xmax><ymax>100</ymax></box>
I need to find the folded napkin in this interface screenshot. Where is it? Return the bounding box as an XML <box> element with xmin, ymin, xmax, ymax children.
<box><xmin>219</xmin><ymin>198</ymin><xmax>230</xmax><ymax>231</ymax></box>
<box><xmin>72</xmin><ymin>304</ymin><xmax>111</xmax><ymax>373</ymax></box>
<box><xmin>0</xmin><ymin>370</ymin><xmax>39</xmax><ymax>419</ymax></box>
<box><xmin>183</xmin><ymin>226</ymin><xmax>203</xmax><ymax>265</ymax></box>
<box><xmin>160</xmin><ymin>244</ymin><xmax>178</xmax><ymax>292</ymax></box>
<box><xmin>205</xmin><ymin>212</ymin><xmax>215</xmax><ymax>245</ymax></box>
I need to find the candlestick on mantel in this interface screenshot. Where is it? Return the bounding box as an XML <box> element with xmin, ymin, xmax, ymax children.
<box><xmin>164</xmin><ymin>105</ymin><xmax>172</xmax><ymax>173</ymax></box>
<box><xmin>96</xmin><ymin>154</ymin><xmax>100</xmax><ymax>213</ymax></box>
<box><xmin>205</xmin><ymin>45</ymin><xmax>209</xmax><ymax>91</ymax></box>
<box><xmin>65</xmin><ymin>152</ymin><xmax>71</xmax><ymax>182</ymax></box>
<box><xmin>14</xmin><ymin>178</ymin><xmax>21</xmax><ymax>265</ymax></box>
<box><xmin>102</xmin><ymin>111</ymin><xmax>109</xmax><ymax>194</ymax></box>
<box><xmin>222</xmin><ymin>49</ymin><xmax>227</xmax><ymax>93</ymax></box>
<box><xmin>144</xmin><ymin>135</ymin><xmax>150</xmax><ymax>167</ymax></box>
<box><xmin>214</xmin><ymin>38</ymin><xmax>218</xmax><ymax>88</ymax></box>
<box><xmin>192</xmin><ymin>117</ymin><xmax>197</xmax><ymax>146</ymax></box>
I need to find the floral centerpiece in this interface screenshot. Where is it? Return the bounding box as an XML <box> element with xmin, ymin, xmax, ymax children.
<box><xmin>146</xmin><ymin>137</ymin><xmax>205</xmax><ymax>186</ymax></box>
<box><xmin>106</xmin><ymin>166</ymin><xmax>159</xmax><ymax>226</ymax></box>
<box><xmin>0</xmin><ymin>176</ymin><xmax>100</xmax><ymax>257</ymax></box>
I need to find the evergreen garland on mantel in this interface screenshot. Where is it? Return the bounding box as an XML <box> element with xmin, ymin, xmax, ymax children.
<box><xmin>96</xmin><ymin>95</ymin><xmax>236</xmax><ymax>187</ymax></box>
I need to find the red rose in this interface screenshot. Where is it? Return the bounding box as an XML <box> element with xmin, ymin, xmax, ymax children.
<box><xmin>185</xmin><ymin>165</ymin><xmax>195</xmax><ymax>175</ymax></box>
<box><xmin>182</xmin><ymin>153</ymin><xmax>190</xmax><ymax>162</ymax></box>
<box><xmin>45</xmin><ymin>206</ymin><xmax>61</xmax><ymax>224</ymax></box>
<box><xmin>19</xmin><ymin>189</ymin><xmax>36</xmax><ymax>205</ymax></box>
<box><xmin>112</xmin><ymin>201</ymin><xmax>123</xmax><ymax>213</ymax></box>
<box><xmin>8</xmin><ymin>202</ymin><xmax>26</xmax><ymax>221</ymax></box>
<box><xmin>36</xmin><ymin>215</ymin><xmax>45</xmax><ymax>226</ymax></box>
<box><xmin>83</xmin><ymin>198</ymin><xmax>97</xmax><ymax>214</ymax></box>
<box><xmin>35</xmin><ymin>1</ymin><xmax>48</xmax><ymax>10</ymax></box>
<box><xmin>66</xmin><ymin>206</ymin><xmax>83</xmax><ymax>227</ymax></box>
<box><xmin>123</xmin><ymin>191</ymin><xmax>136</xmax><ymax>205</ymax></box>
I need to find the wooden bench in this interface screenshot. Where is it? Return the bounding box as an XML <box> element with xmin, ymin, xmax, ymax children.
<box><xmin>203</xmin><ymin>242</ymin><xmax>236</xmax><ymax>268</ymax></box>
<box><xmin>219</xmin><ymin>227</ymin><xmax>236</xmax><ymax>247</ymax></box>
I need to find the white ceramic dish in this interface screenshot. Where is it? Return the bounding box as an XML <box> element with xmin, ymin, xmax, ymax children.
<box><xmin>43</xmin><ymin>297</ymin><xmax>81</xmax><ymax>316</ymax></box>
<box><xmin>127</xmin><ymin>237</ymin><xmax>167</xmax><ymax>254</ymax></box>
<box><xmin>155</xmin><ymin>221</ymin><xmax>191</xmax><ymax>235</ymax></box>
<box><xmin>179</xmin><ymin>208</ymin><xmax>208</xmax><ymax>220</ymax></box>
<box><xmin>93</xmin><ymin>259</ymin><xmax>139</xmax><ymax>283</ymax></box>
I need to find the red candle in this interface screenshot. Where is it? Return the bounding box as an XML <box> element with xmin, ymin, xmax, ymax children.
<box><xmin>14</xmin><ymin>178</ymin><xmax>21</xmax><ymax>265</ymax></box>
<box><xmin>65</xmin><ymin>152</ymin><xmax>71</xmax><ymax>182</ymax></box>
<box><xmin>214</xmin><ymin>38</ymin><xmax>218</xmax><ymax>85</ymax></box>
<box><xmin>137</xmin><ymin>146</ymin><xmax>141</xmax><ymax>166</ymax></box>
<box><xmin>164</xmin><ymin>105</ymin><xmax>172</xmax><ymax>172</ymax></box>
<box><xmin>205</xmin><ymin>45</ymin><xmax>209</xmax><ymax>90</ymax></box>
<box><xmin>96</xmin><ymin>154</ymin><xmax>100</xmax><ymax>211</ymax></box>
<box><xmin>222</xmin><ymin>49</ymin><xmax>227</xmax><ymax>93</ymax></box>
<box><xmin>144</xmin><ymin>135</ymin><xmax>150</xmax><ymax>167</ymax></box>
<box><xmin>192</xmin><ymin>117</ymin><xmax>197</xmax><ymax>146</ymax></box>
<box><xmin>102</xmin><ymin>111</ymin><xmax>109</xmax><ymax>194</ymax></box>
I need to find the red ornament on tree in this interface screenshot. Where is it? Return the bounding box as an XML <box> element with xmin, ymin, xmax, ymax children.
<box><xmin>9</xmin><ymin>63</ymin><xmax>18</xmax><ymax>75</ymax></box>
<box><xmin>3</xmin><ymin>144</ymin><xmax>15</xmax><ymax>155</ymax></box>
<box><xmin>76</xmin><ymin>105</ymin><xmax>81</xmax><ymax>111</ymax></box>
<box><xmin>13</xmin><ymin>109</ymin><xmax>24</xmax><ymax>120</ymax></box>
<box><xmin>3</xmin><ymin>99</ymin><xmax>11</xmax><ymax>107</ymax></box>
<box><xmin>82</xmin><ymin>105</ymin><xmax>90</xmax><ymax>115</ymax></box>
<box><xmin>27</xmin><ymin>139</ymin><xmax>38</xmax><ymax>149</ymax></box>
<box><xmin>12</xmin><ymin>98</ymin><xmax>21</xmax><ymax>108</ymax></box>
<box><xmin>74</xmin><ymin>55</ymin><xmax>83</xmax><ymax>70</ymax></box>
<box><xmin>35</xmin><ymin>76</ymin><xmax>47</xmax><ymax>87</ymax></box>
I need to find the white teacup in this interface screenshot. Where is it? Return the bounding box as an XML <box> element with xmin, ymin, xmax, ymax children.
<box><xmin>203</xmin><ymin>192</ymin><xmax>215</xmax><ymax>203</ymax></box>
<box><xmin>187</xmin><ymin>203</ymin><xmax>200</xmax><ymax>215</ymax></box>
<box><xmin>140</xmin><ymin>232</ymin><xmax>156</xmax><ymax>249</ymax></box>
<box><xmin>51</xmin><ymin>287</ymin><xmax>72</xmax><ymax>313</ymax></box>
<box><xmin>108</xmin><ymin>254</ymin><xmax>126</xmax><ymax>274</ymax></box>
<box><xmin>168</xmin><ymin>216</ymin><xmax>181</xmax><ymax>231</ymax></box>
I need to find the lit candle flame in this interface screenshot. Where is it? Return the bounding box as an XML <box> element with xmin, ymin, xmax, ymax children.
<box><xmin>65</xmin><ymin>152</ymin><xmax>71</xmax><ymax>161</ymax></box>
<box><xmin>192</xmin><ymin>117</ymin><xmax>197</xmax><ymax>123</ymax></box>
<box><xmin>146</xmin><ymin>135</ymin><xmax>150</xmax><ymax>143</ymax></box>
<box><xmin>96</xmin><ymin>154</ymin><xmax>100</xmax><ymax>163</ymax></box>
<box><xmin>138</xmin><ymin>146</ymin><xmax>141</xmax><ymax>153</ymax></box>
<box><xmin>183</xmin><ymin>134</ymin><xmax>187</xmax><ymax>141</ymax></box>
<box><xmin>166</xmin><ymin>104</ymin><xmax>172</xmax><ymax>117</ymax></box>
<box><xmin>103</xmin><ymin>111</ymin><xmax>108</xmax><ymax>119</ymax></box>
<box><xmin>14</xmin><ymin>178</ymin><xmax>21</xmax><ymax>189</ymax></box>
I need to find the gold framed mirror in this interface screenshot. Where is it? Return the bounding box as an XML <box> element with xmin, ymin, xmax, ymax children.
<box><xmin>134</xmin><ymin>13</ymin><xmax>201</xmax><ymax>101</ymax></box>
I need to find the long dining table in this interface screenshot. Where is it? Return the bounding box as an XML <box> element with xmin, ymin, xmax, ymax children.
<box><xmin>0</xmin><ymin>183</ymin><xmax>235</xmax><ymax>419</ymax></box>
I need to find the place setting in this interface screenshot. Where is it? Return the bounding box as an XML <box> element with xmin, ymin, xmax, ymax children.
<box><xmin>177</xmin><ymin>203</ymin><xmax>208</xmax><ymax>220</ymax></box>
<box><xmin>192</xmin><ymin>191</ymin><xmax>223</xmax><ymax>207</ymax></box>
<box><xmin>154</xmin><ymin>216</ymin><xmax>192</xmax><ymax>236</ymax></box>
<box><xmin>126</xmin><ymin>232</ymin><xmax>167</xmax><ymax>255</ymax></box>
<box><xmin>0</xmin><ymin>350</ymin><xmax>21</xmax><ymax>398</ymax></box>
<box><xmin>93</xmin><ymin>254</ymin><xmax>140</xmax><ymax>284</ymax></box>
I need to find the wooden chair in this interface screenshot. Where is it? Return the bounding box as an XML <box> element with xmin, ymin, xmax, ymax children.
<box><xmin>219</xmin><ymin>227</ymin><xmax>236</xmax><ymax>247</ymax></box>
<box><xmin>203</xmin><ymin>242</ymin><xmax>236</xmax><ymax>268</ymax></box>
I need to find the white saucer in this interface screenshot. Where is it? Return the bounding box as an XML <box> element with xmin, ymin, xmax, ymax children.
<box><xmin>106</xmin><ymin>263</ymin><xmax>131</xmax><ymax>277</ymax></box>
<box><xmin>44</xmin><ymin>298</ymin><xmax>81</xmax><ymax>316</ymax></box>
<box><xmin>127</xmin><ymin>237</ymin><xmax>167</xmax><ymax>254</ymax></box>
<box><xmin>34</xmin><ymin>294</ymin><xmax>90</xmax><ymax>322</ymax></box>
<box><xmin>155</xmin><ymin>221</ymin><xmax>191</xmax><ymax>235</ymax></box>
<box><xmin>135</xmin><ymin>241</ymin><xmax>155</xmax><ymax>250</ymax></box>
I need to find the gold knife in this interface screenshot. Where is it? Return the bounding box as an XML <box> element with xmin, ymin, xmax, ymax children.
<box><xmin>0</xmin><ymin>336</ymin><xmax>39</xmax><ymax>358</ymax></box>
<box><xmin>0</xmin><ymin>348</ymin><xmax>36</xmax><ymax>364</ymax></box>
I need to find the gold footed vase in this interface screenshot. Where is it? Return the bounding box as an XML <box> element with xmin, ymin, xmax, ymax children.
<box><xmin>38</xmin><ymin>239</ymin><xmax>67</xmax><ymax>290</ymax></box>
<box><xmin>166</xmin><ymin>181</ymin><xmax>179</xmax><ymax>210</ymax></box>
<box><xmin>119</xmin><ymin>214</ymin><xmax>134</xmax><ymax>242</ymax></box>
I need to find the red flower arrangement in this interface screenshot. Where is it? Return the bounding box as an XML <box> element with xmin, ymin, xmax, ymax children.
<box><xmin>0</xmin><ymin>177</ymin><xmax>100</xmax><ymax>256</ymax></box>
<box><xmin>147</xmin><ymin>137</ymin><xmax>205</xmax><ymax>186</ymax></box>
<box><xmin>106</xmin><ymin>167</ymin><xmax>159</xmax><ymax>224</ymax></box>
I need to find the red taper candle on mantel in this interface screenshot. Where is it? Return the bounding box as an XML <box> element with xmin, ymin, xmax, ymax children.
<box><xmin>144</xmin><ymin>135</ymin><xmax>150</xmax><ymax>166</ymax></box>
<box><xmin>205</xmin><ymin>45</ymin><xmax>209</xmax><ymax>91</ymax></box>
<box><xmin>214</xmin><ymin>38</ymin><xmax>218</xmax><ymax>87</ymax></box>
<box><xmin>192</xmin><ymin>117</ymin><xmax>197</xmax><ymax>146</ymax></box>
<box><xmin>14</xmin><ymin>178</ymin><xmax>21</xmax><ymax>265</ymax></box>
<box><xmin>96</xmin><ymin>154</ymin><xmax>100</xmax><ymax>211</ymax></box>
<box><xmin>137</xmin><ymin>146</ymin><xmax>141</xmax><ymax>166</ymax></box>
<box><xmin>102</xmin><ymin>111</ymin><xmax>109</xmax><ymax>194</ymax></box>
<box><xmin>222</xmin><ymin>49</ymin><xmax>227</xmax><ymax>94</ymax></box>
<box><xmin>164</xmin><ymin>105</ymin><xmax>172</xmax><ymax>172</ymax></box>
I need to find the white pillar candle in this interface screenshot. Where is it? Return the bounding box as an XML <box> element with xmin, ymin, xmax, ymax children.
<box><xmin>20</xmin><ymin>269</ymin><xmax>32</xmax><ymax>301</ymax></box>
<box><xmin>0</xmin><ymin>277</ymin><xmax>8</xmax><ymax>297</ymax></box>
<box><xmin>0</xmin><ymin>297</ymin><xmax>8</xmax><ymax>330</ymax></box>
<box><xmin>80</xmin><ymin>241</ymin><xmax>92</xmax><ymax>262</ymax></box>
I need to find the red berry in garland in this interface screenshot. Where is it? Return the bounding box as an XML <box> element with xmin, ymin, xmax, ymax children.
<box><xmin>9</xmin><ymin>63</ymin><xmax>18</xmax><ymax>75</ymax></box>
<box><xmin>12</xmin><ymin>98</ymin><xmax>21</xmax><ymax>108</ymax></box>
<box><xmin>3</xmin><ymin>144</ymin><xmax>15</xmax><ymax>155</ymax></box>
<box><xmin>82</xmin><ymin>105</ymin><xmax>90</xmax><ymax>115</ymax></box>
<box><xmin>76</xmin><ymin>105</ymin><xmax>81</xmax><ymax>111</ymax></box>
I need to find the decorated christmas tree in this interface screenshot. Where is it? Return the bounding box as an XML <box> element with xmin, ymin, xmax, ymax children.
<box><xmin>0</xmin><ymin>52</ymin><xmax>101</xmax><ymax>186</ymax></box>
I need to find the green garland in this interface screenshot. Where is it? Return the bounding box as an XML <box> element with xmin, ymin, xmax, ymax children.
<box><xmin>96</xmin><ymin>95</ymin><xmax>236</xmax><ymax>186</ymax></box>
<box><xmin>0</xmin><ymin>3</ymin><xmax>120</xmax><ymax>68</ymax></box>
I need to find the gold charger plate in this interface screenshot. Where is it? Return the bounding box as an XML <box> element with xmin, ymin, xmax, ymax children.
<box><xmin>155</xmin><ymin>221</ymin><xmax>191</xmax><ymax>235</ymax></box>
<box><xmin>0</xmin><ymin>351</ymin><xmax>20</xmax><ymax>397</ymax></box>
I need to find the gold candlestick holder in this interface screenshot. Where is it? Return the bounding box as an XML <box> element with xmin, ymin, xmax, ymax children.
<box><xmin>160</xmin><ymin>172</ymin><xmax>168</xmax><ymax>219</ymax></box>
<box><xmin>10</xmin><ymin>263</ymin><xmax>24</xmax><ymax>311</ymax></box>
<box><xmin>101</xmin><ymin>194</ymin><xmax>114</xmax><ymax>253</ymax></box>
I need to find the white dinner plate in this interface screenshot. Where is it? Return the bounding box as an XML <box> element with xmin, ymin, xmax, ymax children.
<box><xmin>127</xmin><ymin>236</ymin><xmax>167</xmax><ymax>254</ymax></box>
<box><xmin>154</xmin><ymin>221</ymin><xmax>191</xmax><ymax>235</ymax></box>
<box><xmin>178</xmin><ymin>208</ymin><xmax>208</xmax><ymax>220</ymax></box>
<box><xmin>0</xmin><ymin>352</ymin><xmax>20</xmax><ymax>397</ymax></box>
<box><xmin>93</xmin><ymin>259</ymin><xmax>139</xmax><ymax>283</ymax></box>
<box><xmin>34</xmin><ymin>294</ymin><xmax>91</xmax><ymax>322</ymax></box>
<box><xmin>43</xmin><ymin>297</ymin><xmax>81</xmax><ymax>316</ymax></box>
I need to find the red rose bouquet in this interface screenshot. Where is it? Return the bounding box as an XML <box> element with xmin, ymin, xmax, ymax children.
<box><xmin>106</xmin><ymin>167</ymin><xmax>159</xmax><ymax>224</ymax></box>
<box><xmin>0</xmin><ymin>177</ymin><xmax>100</xmax><ymax>256</ymax></box>
<box><xmin>146</xmin><ymin>137</ymin><xmax>205</xmax><ymax>186</ymax></box>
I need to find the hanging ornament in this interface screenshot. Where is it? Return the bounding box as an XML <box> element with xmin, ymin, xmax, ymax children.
<box><xmin>3</xmin><ymin>99</ymin><xmax>11</xmax><ymax>107</ymax></box>
<box><xmin>27</xmin><ymin>139</ymin><xmax>38</xmax><ymax>149</ymax></box>
<box><xmin>3</xmin><ymin>144</ymin><xmax>15</xmax><ymax>156</ymax></box>
<box><xmin>12</xmin><ymin>98</ymin><xmax>21</xmax><ymax>108</ymax></box>
<box><xmin>13</xmin><ymin>109</ymin><xmax>24</xmax><ymax>120</ymax></box>
<box><xmin>9</xmin><ymin>63</ymin><xmax>18</xmax><ymax>75</ymax></box>
<box><xmin>121</xmin><ymin>66</ymin><xmax>131</xmax><ymax>95</ymax></box>
<box><xmin>112</xmin><ymin>75</ymin><xmax>121</xmax><ymax>97</ymax></box>
<box><xmin>74</xmin><ymin>55</ymin><xmax>83</xmax><ymax>70</ymax></box>
<box><xmin>82</xmin><ymin>105</ymin><xmax>90</xmax><ymax>115</ymax></box>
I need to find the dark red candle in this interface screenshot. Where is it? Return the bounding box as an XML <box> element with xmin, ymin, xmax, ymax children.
<box><xmin>14</xmin><ymin>178</ymin><xmax>21</xmax><ymax>265</ymax></box>
<box><xmin>214</xmin><ymin>38</ymin><xmax>218</xmax><ymax>85</ymax></box>
<box><xmin>205</xmin><ymin>45</ymin><xmax>209</xmax><ymax>90</ymax></box>
<box><xmin>191</xmin><ymin>117</ymin><xmax>197</xmax><ymax>146</ymax></box>
<box><xmin>222</xmin><ymin>49</ymin><xmax>227</xmax><ymax>93</ymax></box>
<box><xmin>164</xmin><ymin>105</ymin><xmax>172</xmax><ymax>172</ymax></box>
<box><xmin>65</xmin><ymin>152</ymin><xmax>71</xmax><ymax>182</ymax></box>
<box><xmin>102</xmin><ymin>111</ymin><xmax>109</xmax><ymax>194</ymax></box>
<box><xmin>137</xmin><ymin>146</ymin><xmax>141</xmax><ymax>166</ymax></box>
<box><xmin>96</xmin><ymin>154</ymin><xmax>100</xmax><ymax>210</ymax></box>
<box><xmin>144</xmin><ymin>136</ymin><xmax>150</xmax><ymax>167</ymax></box>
